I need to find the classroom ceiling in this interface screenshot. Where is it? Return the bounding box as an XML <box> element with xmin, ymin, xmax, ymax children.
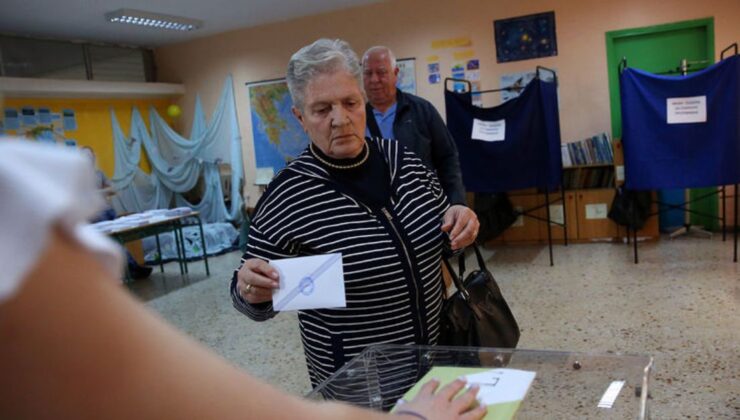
<box><xmin>0</xmin><ymin>0</ymin><xmax>384</xmax><ymax>47</ymax></box>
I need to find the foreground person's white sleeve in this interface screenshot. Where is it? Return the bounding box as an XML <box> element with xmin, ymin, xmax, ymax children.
<box><xmin>0</xmin><ymin>138</ymin><xmax>123</xmax><ymax>304</ymax></box>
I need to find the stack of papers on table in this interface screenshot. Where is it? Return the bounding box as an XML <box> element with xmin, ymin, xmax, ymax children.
<box><xmin>91</xmin><ymin>209</ymin><xmax>191</xmax><ymax>233</ymax></box>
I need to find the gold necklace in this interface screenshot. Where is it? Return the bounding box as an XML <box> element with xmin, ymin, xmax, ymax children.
<box><xmin>309</xmin><ymin>143</ymin><xmax>369</xmax><ymax>170</ymax></box>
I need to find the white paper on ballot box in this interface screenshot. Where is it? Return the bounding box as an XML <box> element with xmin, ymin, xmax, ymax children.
<box><xmin>271</xmin><ymin>253</ymin><xmax>346</xmax><ymax>311</ymax></box>
<box><xmin>464</xmin><ymin>368</ymin><xmax>536</xmax><ymax>406</ymax></box>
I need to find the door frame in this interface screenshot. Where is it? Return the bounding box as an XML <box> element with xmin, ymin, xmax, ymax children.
<box><xmin>605</xmin><ymin>17</ymin><xmax>715</xmax><ymax>138</ymax></box>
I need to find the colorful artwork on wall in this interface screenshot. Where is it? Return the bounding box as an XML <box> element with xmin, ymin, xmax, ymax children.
<box><xmin>1</xmin><ymin>106</ymin><xmax>75</xmax><ymax>142</ymax></box>
<box><xmin>3</xmin><ymin>109</ymin><xmax>20</xmax><ymax>130</ymax></box>
<box><xmin>494</xmin><ymin>11</ymin><xmax>557</xmax><ymax>63</ymax></box>
<box><xmin>396</xmin><ymin>58</ymin><xmax>417</xmax><ymax>94</ymax></box>
<box><xmin>500</xmin><ymin>69</ymin><xmax>557</xmax><ymax>103</ymax></box>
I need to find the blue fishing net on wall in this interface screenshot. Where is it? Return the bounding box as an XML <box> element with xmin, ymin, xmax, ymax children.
<box><xmin>110</xmin><ymin>75</ymin><xmax>244</xmax><ymax>223</ymax></box>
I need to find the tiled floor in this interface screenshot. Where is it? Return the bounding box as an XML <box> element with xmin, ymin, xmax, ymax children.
<box><xmin>141</xmin><ymin>236</ymin><xmax>740</xmax><ymax>419</ymax></box>
<box><xmin>125</xmin><ymin>263</ymin><xmax>211</xmax><ymax>301</ymax></box>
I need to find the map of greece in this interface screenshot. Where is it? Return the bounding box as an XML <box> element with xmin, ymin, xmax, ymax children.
<box><xmin>248</xmin><ymin>80</ymin><xmax>310</xmax><ymax>177</ymax></box>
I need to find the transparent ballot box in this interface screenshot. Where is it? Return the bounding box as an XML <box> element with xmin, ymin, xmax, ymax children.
<box><xmin>306</xmin><ymin>345</ymin><xmax>653</xmax><ymax>419</ymax></box>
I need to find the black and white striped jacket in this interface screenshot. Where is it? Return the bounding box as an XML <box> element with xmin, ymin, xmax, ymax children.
<box><xmin>231</xmin><ymin>138</ymin><xmax>449</xmax><ymax>388</ymax></box>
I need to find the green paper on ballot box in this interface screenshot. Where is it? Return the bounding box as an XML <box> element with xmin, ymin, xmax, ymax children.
<box><xmin>393</xmin><ymin>367</ymin><xmax>536</xmax><ymax>420</ymax></box>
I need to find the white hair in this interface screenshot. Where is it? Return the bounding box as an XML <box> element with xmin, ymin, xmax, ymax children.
<box><xmin>362</xmin><ymin>46</ymin><xmax>397</xmax><ymax>69</ymax></box>
<box><xmin>286</xmin><ymin>39</ymin><xmax>363</xmax><ymax>110</ymax></box>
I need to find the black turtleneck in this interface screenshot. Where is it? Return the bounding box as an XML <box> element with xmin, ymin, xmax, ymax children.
<box><xmin>310</xmin><ymin>141</ymin><xmax>391</xmax><ymax>208</ymax></box>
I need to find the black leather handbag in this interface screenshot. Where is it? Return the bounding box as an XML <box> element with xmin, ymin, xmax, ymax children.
<box><xmin>439</xmin><ymin>244</ymin><xmax>520</xmax><ymax>348</ymax></box>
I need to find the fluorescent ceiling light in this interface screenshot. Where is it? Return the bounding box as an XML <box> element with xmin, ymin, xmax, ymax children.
<box><xmin>105</xmin><ymin>9</ymin><xmax>203</xmax><ymax>31</ymax></box>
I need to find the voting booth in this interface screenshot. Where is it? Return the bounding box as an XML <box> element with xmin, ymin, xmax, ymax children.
<box><xmin>307</xmin><ymin>345</ymin><xmax>652</xmax><ymax>419</ymax></box>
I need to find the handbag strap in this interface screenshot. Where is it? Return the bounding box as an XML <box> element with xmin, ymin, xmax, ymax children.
<box><xmin>445</xmin><ymin>243</ymin><xmax>489</xmax><ymax>293</ymax></box>
<box><xmin>472</xmin><ymin>243</ymin><xmax>488</xmax><ymax>272</ymax></box>
<box><xmin>457</xmin><ymin>244</ymin><xmax>488</xmax><ymax>274</ymax></box>
<box><xmin>458</xmin><ymin>249</ymin><xmax>466</xmax><ymax>278</ymax></box>
<box><xmin>443</xmin><ymin>257</ymin><xmax>470</xmax><ymax>302</ymax></box>
<box><xmin>443</xmin><ymin>246</ymin><xmax>484</xmax><ymax>320</ymax></box>
<box><xmin>456</xmin><ymin>243</ymin><xmax>488</xmax><ymax>274</ymax></box>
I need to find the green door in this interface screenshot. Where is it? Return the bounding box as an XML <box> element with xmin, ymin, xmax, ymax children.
<box><xmin>606</xmin><ymin>18</ymin><xmax>718</xmax><ymax>230</ymax></box>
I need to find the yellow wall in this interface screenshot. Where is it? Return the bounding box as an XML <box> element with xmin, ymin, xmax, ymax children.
<box><xmin>154</xmin><ymin>0</ymin><xmax>739</xmax><ymax>207</ymax></box>
<box><xmin>3</xmin><ymin>97</ymin><xmax>176</xmax><ymax>177</ymax></box>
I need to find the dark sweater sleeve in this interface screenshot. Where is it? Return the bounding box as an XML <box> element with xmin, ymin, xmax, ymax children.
<box><xmin>425</xmin><ymin>104</ymin><xmax>467</xmax><ymax>206</ymax></box>
<box><xmin>413</xmin><ymin>150</ymin><xmax>460</xmax><ymax>259</ymax></box>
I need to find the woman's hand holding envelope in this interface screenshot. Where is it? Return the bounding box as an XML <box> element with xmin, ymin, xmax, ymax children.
<box><xmin>237</xmin><ymin>258</ymin><xmax>280</xmax><ymax>304</ymax></box>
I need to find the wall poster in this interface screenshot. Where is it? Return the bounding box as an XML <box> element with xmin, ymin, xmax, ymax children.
<box><xmin>494</xmin><ymin>11</ymin><xmax>557</xmax><ymax>63</ymax></box>
<box><xmin>246</xmin><ymin>78</ymin><xmax>310</xmax><ymax>183</ymax></box>
<box><xmin>396</xmin><ymin>57</ymin><xmax>417</xmax><ymax>95</ymax></box>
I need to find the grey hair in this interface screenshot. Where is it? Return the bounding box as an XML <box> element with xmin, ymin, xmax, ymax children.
<box><xmin>362</xmin><ymin>46</ymin><xmax>397</xmax><ymax>69</ymax></box>
<box><xmin>286</xmin><ymin>38</ymin><xmax>364</xmax><ymax>110</ymax></box>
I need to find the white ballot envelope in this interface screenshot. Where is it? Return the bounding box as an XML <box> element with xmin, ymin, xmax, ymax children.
<box><xmin>271</xmin><ymin>253</ymin><xmax>346</xmax><ymax>311</ymax></box>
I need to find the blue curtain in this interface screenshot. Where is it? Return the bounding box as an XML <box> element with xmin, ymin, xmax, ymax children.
<box><xmin>110</xmin><ymin>75</ymin><xmax>244</xmax><ymax>223</ymax></box>
<box><xmin>620</xmin><ymin>55</ymin><xmax>740</xmax><ymax>190</ymax></box>
<box><xmin>445</xmin><ymin>78</ymin><xmax>562</xmax><ymax>193</ymax></box>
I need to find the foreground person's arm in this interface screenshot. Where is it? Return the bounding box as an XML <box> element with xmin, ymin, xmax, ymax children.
<box><xmin>0</xmin><ymin>227</ymin><xmax>485</xmax><ymax>420</ymax></box>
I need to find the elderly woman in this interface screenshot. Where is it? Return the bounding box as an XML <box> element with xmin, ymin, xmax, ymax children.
<box><xmin>231</xmin><ymin>39</ymin><xmax>479</xmax><ymax>390</ymax></box>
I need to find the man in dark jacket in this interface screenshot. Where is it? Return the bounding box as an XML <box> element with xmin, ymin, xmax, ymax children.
<box><xmin>362</xmin><ymin>46</ymin><xmax>467</xmax><ymax>206</ymax></box>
